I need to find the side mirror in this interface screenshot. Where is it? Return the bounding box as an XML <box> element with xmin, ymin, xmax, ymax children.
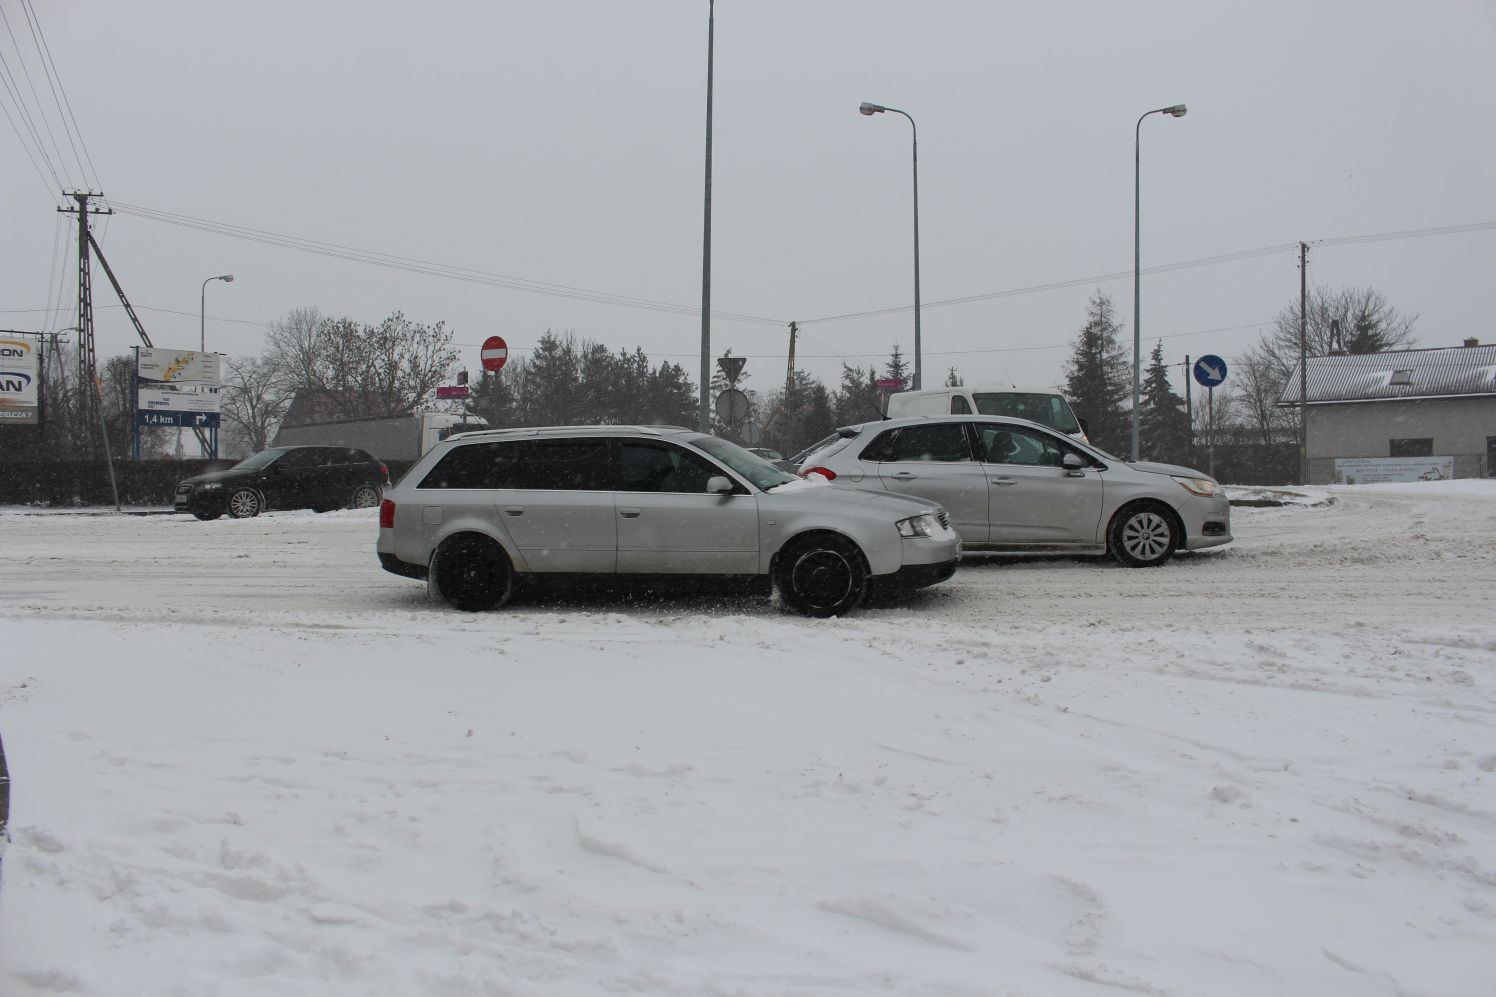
<box><xmin>1061</xmin><ymin>453</ymin><xmax>1087</xmax><ymax>476</ymax></box>
<box><xmin>706</xmin><ymin>475</ymin><xmax>734</xmax><ymax>494</ymax></box>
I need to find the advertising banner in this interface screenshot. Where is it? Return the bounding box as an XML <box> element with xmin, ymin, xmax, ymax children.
<box><xmin>136</xmin><ymin>348</ymin><xmax>222</xmax><ymax>416</ymax></box>
<box><xmin>0</xmin><ymin>337</ymin><xmax>40</xmax><ymax>426</ymax></box>
<box><xmin>1333</xmin><ymin>456</ymin><xmax>1454</xmax><ymax>484</ymax></box>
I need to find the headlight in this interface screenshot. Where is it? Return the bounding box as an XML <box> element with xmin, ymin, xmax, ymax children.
<box><xmin>897</xmin><ymin>514</ymin><xmax>937</xmax><ymax>538</ymax></box>
<box><xmin>1172</xmin><ymin>475</ymin><xmax>1219</xmax><ymax>497</ymax></box>
<box><xmin>198</xmin><ymin>482</ymin><xmax>222</xmax><ymax>491</ymax></box>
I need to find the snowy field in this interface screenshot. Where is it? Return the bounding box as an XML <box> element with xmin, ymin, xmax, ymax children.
<box><xmin>1</xmin><ymin>481</ymin><xmax>1494</xmax><ymax>997</ymax></box>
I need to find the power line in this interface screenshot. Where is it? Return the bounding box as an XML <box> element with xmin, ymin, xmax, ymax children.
<box><xmin>0</xmin><ymin>4</ymin><xmax>70</xmax><ymax>187</ymax></box>
<box><xmin>20</xmin><ymin>0</ymin><xmax>101</xmax><ymax>191</ymax></box>
<box><xmin>0</xmin><ymin>47</ymin><xmax>64</xmax><ymax>192</ymax></box>
<box><xmin>110</xmin><ymin>201</ymin><xmax>788</xmax><ymax>327</ymax></box>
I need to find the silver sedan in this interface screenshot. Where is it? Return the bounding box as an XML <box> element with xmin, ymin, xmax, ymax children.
<box><xmin>795</xmin><ymin>415</ymin><xmax>1231</xmax><ymax>566</ymax></box>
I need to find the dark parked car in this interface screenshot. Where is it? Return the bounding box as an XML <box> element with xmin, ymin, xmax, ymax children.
<box><xmin>175</xmin><ymin>445</ymin><xmax>389</xmax><ymax>520</ymax></box>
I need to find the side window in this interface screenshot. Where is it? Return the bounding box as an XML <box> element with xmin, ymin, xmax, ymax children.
<box><xmin>511</xmin><ymin>440</ymin><xmax>610</xmax><ymax>490</ymax></box>
<box><xmin>950</xmin><ymin>395</ymin><xmax>972</xmax><ymax>414</ymax></box>
<box><xmin>278</xmin><ymin>449</ymin><xmax>318</xmax><ymax>470</ymax></box>
<box><xmin>617</xmin><ymin>442</ymin><xmax>719</xmax><ymax>493</ymax></box>
<box><xmin>1390</xmin><ymin>438</ymin><xmax>1433</xmax><ymax>458</ymax></box>
<box><xmin>418</xmin><ymin>441</ymin><xmax>523</xmax><ymax>489</ymax></box>
<box><xmin>980</xmin><ymin>425</ymin><xmax>1069</xmax><ymax>467</ymax></box>
<box><xmin>886</xmin><ymin>423</ymin><xmax>973</xmax><ymax>462</ymax></box>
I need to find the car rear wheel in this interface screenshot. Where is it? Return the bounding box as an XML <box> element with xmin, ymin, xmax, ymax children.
<box><xmin>226</xmin><ymin>488</ymin><xmax>263</xmax><ymax>519</ymax></box>
<box><xmin>351</xmin><ymin>484</ymin><xmax>382</xmax><ymax>509</ymax></box>
<box><xmin>776</xmin><ymin>533</ymin><xmax>869</xmax><ymax>617</ymax></box>
<box><xmin>430</xmin><ymin>534</ymin><xmax>514</xmax><ymax>612</ymax></box>
<box><xmin>1108</xmin><ymin>502</ymin><xmax>1179</xmax><ymax>567</ymax></box>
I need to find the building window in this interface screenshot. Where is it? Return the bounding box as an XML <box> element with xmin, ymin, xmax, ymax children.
<box><xmin>1389</xmin><ymin>369</ymin><xmax>1412</xmax><ymax>385</ymax></box>
<box><xmin>1390</xmin><ymin>438</ymin><xmax>1433</xmax><ymax>458</ymax></box>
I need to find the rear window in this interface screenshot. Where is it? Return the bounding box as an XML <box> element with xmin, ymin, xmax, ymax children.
<box><xmin>971</xmin><ymin>392</ymin><xmax>1080</xmax><ymax>434</ymax></box>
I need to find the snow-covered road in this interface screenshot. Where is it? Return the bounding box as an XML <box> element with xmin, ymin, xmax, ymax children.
<box><xmin>1</xmin><ymin>482</ymin><xmax>1493</xmax><ymax>996</ymax></box>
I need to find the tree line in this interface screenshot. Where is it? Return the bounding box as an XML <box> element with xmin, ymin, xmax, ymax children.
<box><xmin>8</xmin><ymin>284</ymin><xmax>1415</xmax><ymax>485</ymax></box>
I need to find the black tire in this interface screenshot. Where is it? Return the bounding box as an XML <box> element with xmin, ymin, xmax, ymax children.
<box><xmin>193</xmin><ymin>511</ymin><xmax>219</xmax><ymax>521</ymax></box>
<box><xmin>775</xmin><ymin>533</ymin><xmax>869</xmax><ymax>617</ymax></box>
<box><xmin>351</xmin><ymin>483</ymin><xmax>382</xmax><ymax>510</ymax></box>
<box><xmin>1108</xmin><ymin>502</ymin><xmax>1179</xmax><ymax>567</ymax></box>
<box><xmin>430</xmin><ymin>534</ymin><xmax>514</xmax><ymax>612</ymax></box>
<box><xmin>226</xmin><ymin>488</ymin><xmax>263</xmax><ymax>519</ymax></box>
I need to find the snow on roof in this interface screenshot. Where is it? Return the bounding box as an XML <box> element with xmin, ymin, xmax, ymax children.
<box><xmin>1278</xmin><ymin>342</ymin><xmax>1496</xmax><ymax>404</ymax></box>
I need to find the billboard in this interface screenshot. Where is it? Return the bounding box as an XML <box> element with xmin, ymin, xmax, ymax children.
<box><xmin>0</xmin><ymin>338</ymin><xmax>40</xmax><ymax>426</ymax></box>
<box><xmin>136</xmin><ymin>347</ymin><xmax>222</xmax><ymax>421</ymax></box>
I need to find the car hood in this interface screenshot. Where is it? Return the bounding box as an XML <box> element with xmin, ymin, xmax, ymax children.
<box><xmin>178</xmin><ymin>468</ymin><xmax>257</xmax><ymax>487</ymax></box>
<box><xmin>768</xmin><ymin>477</ymin><xmax>946</xmax><ymax>518</ymax></box>
<box><xmin>1124</xmin><ymin>460</ymin><xmax>1214</xmax><ymax>480</ymax></box>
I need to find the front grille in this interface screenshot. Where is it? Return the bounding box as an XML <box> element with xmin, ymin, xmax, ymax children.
<box><xmin>175</xmin><ymin>484</ymin><xmax>192</xmax><ymax>497</ymax></box>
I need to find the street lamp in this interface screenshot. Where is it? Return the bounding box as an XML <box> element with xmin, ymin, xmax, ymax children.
<box><xmin>1131</xmin><ymin>103</ymin><xmax>1186</xmax><ymax>462</ymax></box>
<box><xmin>200</xmin><ymin>274</ymin><xmax>234</xmax><ymax>353</ymax></box>
<box><xmin>859</xmin><ymin>100</ymin><xmax>922</xmax><ymax>390</ymax></box>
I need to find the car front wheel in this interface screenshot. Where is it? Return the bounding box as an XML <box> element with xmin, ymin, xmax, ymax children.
<box><xmin>351</xmin><ymin>483</ymin><xmax>382</xmax><ymax>509</ymax></box>
<box><xmin>226</xmin><ymin>488</ymin><xmax>263</xmax><ymax>519</ymax></box>
<box><xmin>1108</xmin><ymin>502</ymin><xmax>1179</xmax><ymax>567</ymax></box>
<box><xmin>776</xmin><ymin>533</ymin><xmax>869</xmax><ymax>617</ymax></box>
<box><xmin>430</xmin><ymin>534</ymin><xmax>514</xmax><ymax>612</ymax></box>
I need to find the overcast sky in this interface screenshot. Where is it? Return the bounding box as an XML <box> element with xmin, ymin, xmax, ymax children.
<box><xmin>3</xmin><ymin>0</ymin><xmax>1494</xmax><ymax>400</ymax></box>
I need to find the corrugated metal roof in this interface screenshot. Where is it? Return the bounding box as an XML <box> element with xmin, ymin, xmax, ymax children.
<box><xmin>1279</xmin><ymin>343</ymin><xmax>1496</xmax><ymax>404</ymax></box>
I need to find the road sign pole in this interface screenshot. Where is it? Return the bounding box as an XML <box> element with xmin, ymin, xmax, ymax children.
<box><xmin>1208</xmin><ymin>385</ymin><xmax>1215</xmax><ymax>479</ymax></box>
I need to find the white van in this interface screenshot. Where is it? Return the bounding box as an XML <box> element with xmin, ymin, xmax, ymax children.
<box><xmin>885</xmin><ymin>386</ymin><xmax>1086</xmax><ymax>439</ymax></box>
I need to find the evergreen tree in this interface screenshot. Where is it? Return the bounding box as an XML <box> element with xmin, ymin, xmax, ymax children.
<box><xmin>522</xmin><ymin>331</ymin><xmax>581</xmax><ymax>426</ymax></box>
<box><xmin>1138</xmin><ymin>342</ymin><xmax>1192</xmax><ymax>466</ymax></box>
<box><xmin>646</xmin><ymin>360</ymin><xmax>697</xmax><ymax>427</ymax></box>
<box><xmin>883</xmin><ymin>345</ymin><xmax>910</xmax><ymax>387</ymax></box>
<box><xmin>832</xmin><ymin>363</ymin><xmax>882</xmax><ymax>425</ymax></box>
<box><xmin>1063</xmin><ymin>290</ymin><xmax>1131</xmax><ymax>455</ymax></box>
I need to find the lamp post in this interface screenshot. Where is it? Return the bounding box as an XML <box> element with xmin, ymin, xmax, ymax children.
<box><xmin>859</xmin><ymin>100</ymin><xmax>922</xmax><ymax>390</ymax></box>
<box><xmin>1131</xmin><ymin>103</ymin><xmax>1186</xmax><ymax>462</ymax></box>
<box><xmin>200</xmin><ymin>274</ymin><xmax>234</xmax><ymax>353</ymax></box>
<box><xmin>698</xmin><ymin>0</ymin><xmax>715</xmax><ymax>433</ymax></box>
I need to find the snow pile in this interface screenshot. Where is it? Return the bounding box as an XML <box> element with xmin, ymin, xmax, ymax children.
<box><xmin>1</xmin><ymin>484</ymin><xmax>1494</xmax><ymax>995</ymax></box>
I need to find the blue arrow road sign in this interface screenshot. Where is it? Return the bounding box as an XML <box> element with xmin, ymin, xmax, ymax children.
<box><xmin>1193</xmin><ymin>354</ymin><xmax>1228</xmax><ymax>387</ymax></box>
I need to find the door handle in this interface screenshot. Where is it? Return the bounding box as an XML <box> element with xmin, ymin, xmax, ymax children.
<box><xmin>503</xmin><ymin>506</ymin><xmax>525</xmax><ymax>516</ymax></box>
<box><xmin>889</xmin><ymin>472</ymin><xmax>918</xmax><ymax>481</ymax></box>
<box><xmin>990</xmin><ymin>477</ymin><xmax>1017</xmax><ymax>486</ymax></box>
<box><xmin>619</xmin><ymin>507</ymin><xmax>642</xmax><ymax>518</ymax></box>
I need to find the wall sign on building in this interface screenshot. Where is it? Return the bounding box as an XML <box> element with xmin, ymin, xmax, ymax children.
<box><xmin>1333</xmin><ymin>456</ymin><xmax>1454</xmax><ymax>484</ymax></box>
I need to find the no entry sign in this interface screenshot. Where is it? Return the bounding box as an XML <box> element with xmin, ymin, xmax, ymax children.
<box><xmin>480</xmin><ymin>336</ymin><xmax>509</xmax><ymax>372</ymax></box>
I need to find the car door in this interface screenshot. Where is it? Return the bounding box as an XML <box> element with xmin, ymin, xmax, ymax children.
<box><xmin>866</xmin><ymin>422</ymin><xmax>989</xmax><ymax>542</ymax></box>
<box><xmin>496</xmin><ymin>439</ymin><xmax>616</xmax><ymax>572</ymax></box>
<box><xmin>613</xmin><ymin>440</ymin><xmax>758</xmax><ymax>574</ymax></box>
<box><xmin>267</xmin><ymin>448</ymin><xmax>320</xmax><ymax>509</ymax></box>
<box><xmin>976</xmin><ymin>423</ymin><xmax>1105</xmax><ymax>545</ymax></box>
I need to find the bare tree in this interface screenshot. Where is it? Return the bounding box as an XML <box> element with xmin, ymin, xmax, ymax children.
<box><xmin>265</xmin><ymin>308</ymin><xmax>458</xmax><ymax>419</ymax></box>
<box><xmin>221</xmin><ymin>355</ymin><xmax>292</xmax><ymax>455</ymax></box>
<box><xmin>1262</xmin><ymin>285</ymin><xmax>1418</xmax><ymax>382</ymax></box>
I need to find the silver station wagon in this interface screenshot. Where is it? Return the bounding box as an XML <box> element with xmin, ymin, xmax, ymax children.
<box><xmin>377</xmin><ymin>425</ymin><xmax>961</xmax><ymax>616</ymax></box>
<box><xmin>797</xmin><ymin>415</ymin><xmax>1231</xmax><ymax>567</ymax></box>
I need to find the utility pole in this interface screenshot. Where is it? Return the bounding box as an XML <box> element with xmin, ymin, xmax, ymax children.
<box><xmin>698</xmin><ymin>0</ymin><xmax>715</xmax><ymax>433</ymax></box>
<box><xmin>1183</xmin><ymin>354</ymin><xmax>1192</xmax><ymax>464</ymax></box>
<box><xmin>784</xmin><ymin>321</ymin><xmax>797</xmax><ymax>452</ymax></box>
<box><xmin>1299</xmin><ymin>241</ymin><xmax>1309</xmax><ymax>485</ymax></box>
<box><xmin>58</xmin><ymin>192</ymin><xmax>109</xmax><ymax>451</ymax></box>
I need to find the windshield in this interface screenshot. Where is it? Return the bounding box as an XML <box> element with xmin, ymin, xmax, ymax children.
<box><xmin>972</xmin><ymin>392</ymin><xmax>1081</xmax><ymax>434</ymax></box>
<box><xmin>688</xmin><ymin>435</ymin><xmax>797</xmax><ymax>491</ymax></box>
<box><xmin>232</xmin><ymin>449</ymin><xmax>286</xmax><ymax>471</ymax></box>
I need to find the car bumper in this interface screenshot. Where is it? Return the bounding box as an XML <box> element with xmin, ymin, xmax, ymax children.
<box><xmin>173</xmin><ymin>487</ymin><xmax>224</xmax><ymax>515</ymax></box>
<box><xmin>877</xmin><ymin>555</ymin><xmax>959</xmax><ymax>591</ymax></box>
<box><xmin>379</xmin><ymin>551</ymin><xmax>428</xmax><ymax>580</ymax></box>
<box><xmin>1180</xmin><ymin>494</ymin><xmax>1233</xmax><ymax>550</ymax></box>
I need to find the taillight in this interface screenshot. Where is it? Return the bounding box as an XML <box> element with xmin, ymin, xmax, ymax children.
<box><xmin>378</xmin><ymin>463</ymin><xmax>389</xmax><ymax>479</ymax></box>
<box><xmin>799</xmin><ymin>466</ymin><xmax>837</xmax><ymax>481</ymax></box>
<box><xmin>379</xmin><ymin>499</ymin><xmax>395</xmax><ymax>529</ymax></box>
